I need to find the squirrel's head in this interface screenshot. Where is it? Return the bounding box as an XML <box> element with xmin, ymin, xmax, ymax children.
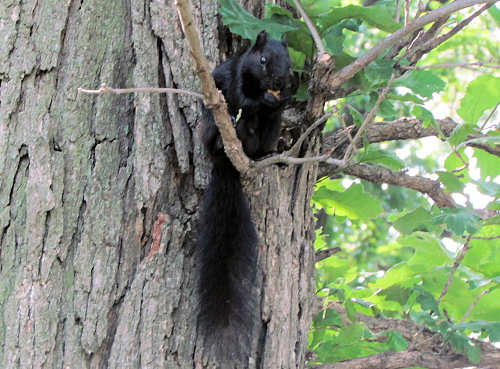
<box><xmin>244</xmin><ymin>30</ymin><xmax>292</xmax><ymax>92</ymax></box>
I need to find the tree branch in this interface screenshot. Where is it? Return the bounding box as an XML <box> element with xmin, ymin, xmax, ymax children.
<box><xmin>175</xmin><ymin>0</ymin><xmax>251</xmax><ymax>173</ymax></box>
<box><xmin>342</xmin><ymin>163</ymin><xmax>456</xmax><ymax>208</ymax></box>
<box><xmin>315</xmin><ymin>247</ymin><xmax>342</xmax><ymax>262</ymax></box>
<box><xmin>322</xmin><ymin>117</ymin><xmax>500</xmax><ymax>159</ymax></box>
<box><xmin>405</xmin><ymin>2</ymin><xmax>494</xmax><ymax>64</ymax></box>
<box><xmin>256</xmin><ymin>115</ymin><xmax>498</xmax><ymax>186</ymax></box>
<box><xmin>319</xmin><ymin>0</ymin><xmax>498</xmax><ymax>93</ymax></box>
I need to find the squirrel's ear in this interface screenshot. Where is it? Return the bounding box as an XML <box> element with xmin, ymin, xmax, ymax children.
<box><xmin>281</xmin><ymin>33</ymin><xmax>288</xmax><ymax>47</ymax></box>
<box><xmin>252</xmin><ymin>30</ymin><xmax>268</xmax><ymax>52</ymax></box>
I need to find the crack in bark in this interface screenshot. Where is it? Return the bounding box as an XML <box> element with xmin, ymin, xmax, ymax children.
<box><xmin>158</xmin><ymin>39</ymin><xmax>193</xmax><ymax>174</ymax></box>
<box><xmin>38</xmin><ymin>209</ymin><xmax>51</xmax><ymax>278</ymax></box>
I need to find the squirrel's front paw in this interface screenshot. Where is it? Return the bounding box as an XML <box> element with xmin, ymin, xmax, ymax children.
<box><xmin>262</xmin><ymin>91</ymin><xmax>280</xmax><ymax>107</ymax></box>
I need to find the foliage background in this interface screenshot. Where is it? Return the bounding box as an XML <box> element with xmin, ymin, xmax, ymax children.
<box><xmin>220</xmin><ymin>0</ymin><xmax>500</xmax><ymax>367</ymax></box>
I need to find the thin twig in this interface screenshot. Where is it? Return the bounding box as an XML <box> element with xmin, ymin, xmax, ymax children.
<box><xmin>404</xmin><ymin>0</ymin><xmax>410</xmax><ymax>25</ymax></box>
<box><xmin>325</xmin><ymin>0</ymin><xmax>497</xmax><ymax>91</ymax></box>
<box><xmin>77</xmin><ymin>83</ymin><xmax>204</xmax><ymax>99</ymax></box>
<box><xmin>415</xmin><ymin>0</ymin><xmax>426</xmax><ymax>19</ymax></box>
<box><xmin>450</xmin><ymin>149</ymin><xmax>470</xmax><ymax>171</ymax></box>
<box><xmin>435</xmin><ymin>3</ymin><xmax>493</xmax><ymax>45</ymax></box>
<box><xmin>288</xmin><ymin>111</ymin><xmax>334</xmax><ymax>156</ymax></box>
<box><xmin>343</xmin><ymin>74</ymin><xmax>396</xmax><ymax>161</ymax></box>
<box><xmin>402</xmin><ymin>61</ymin><xmax>500</xmax><ymax>70</ymax></box>
<box><xmin>460</xmin><ymin>288</ymin><xmax>490</xmax><ymax>323</ymax></box>
<box><xmin>338</xmin><ymin>107</ymin><xmax>356</xmax><ymax>149</ymax></box>
<box><xmin>291</xmin><ymin>0</ymin><xmax>326</xmax><ymax>57</ymax></box>
<box><xmin>406</xmin><ymin>3</ymin><xmax>493</xmax><ymax>62</ymax></box>
<box><xmin>248</xmin><ymin>151</ymin><xmax>345</xmax><ymax>175</ymax></box>
<box><xmin>480</xmin><ymin>102</ymin><xmax>499</xmax><ymax>130</ymax></box>
<box><xmin>244</xmin><ymin>111</ymin><xmax>338</xmax><ymax>174</ymax></box>
<box><xmin>469</xmin><ymin>235</ymin><xmax>500</xmax><ymax>240</ymax></box>
<box><xmin>437</xmin><ymin>236</ymin><xmax>472</xmax><ymax>306</ymax></box>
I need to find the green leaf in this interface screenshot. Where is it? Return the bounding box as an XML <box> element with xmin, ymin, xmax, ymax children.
<box><xmin>444</xmin><ymin>149</ymin><xmax>467</xmax><ymax>172</ymax></box>
<box><xmin>488</xmin><ymin>5</ymin><xmax>500</xmax><ymax>27</ymax></box>
<box><xmin>433</xmin><ymin>207</ymin><xmax>481</xmax><ymax>235</ymax></box>
<box><xmin>312</xmin><ymin>184</ymin><xmax>383</xmax><ymax>220</ymax></box>
<box><xmin>385</xmin><ymin>331</ymin><xmax>408</xmax><ymax>351</ymax></box>
<box><xmin>323</xmin><ymin>19</ymin><xmax>360</xmax><ymax>56</ymax></box>
<box><xmin>402</xmin><ymin>233</ymin><xmax>450</xmax><ymax>267</ymax></box>
<box><xmin>313</xmin><ymin>308</ymin><xmax>343</xmax><ymax>328</ymax></box>
<box><xmin>387</xmin><ymin>93</ymin><xmax>424</xmax><ymax>104</ymax></box>
<box><xmin>474</xmin><ymin>148</ymin><xmax>500</xmax><ymax>179</ymax></box>
<box><xmin>288</xmin><ymin>47</ymin><xmax>306</xmax><ymax>71</ymax></box>
<box><xmin>356</xmin><ymin>149</ymin><xmax>405</xmax><ymax>171</ymax></box>
<box><xmin>321</xmin><ymin>5</ymin><xmax>401</xmax><ymax>33</ymax></box>
<box><xmin>295</xmin><ymin>82</ymin><xmax>309</xmax><ymax>101</ymax></box>
<box><xmin>411</xmin><ymin>105</ymin><xmax>437</xmax><ymax>129</ymax></box>
<box><xmin>315</xmin><ymin>178</ymin><xmax>345</xmax><ymax>192</ymax></box>
<box><xmin>395</xmin><ymin>70</ymin><xmax>446</xmax><ymax>98</ymax></box>
<box><xmin>265</xmin><ymin>3</ymin><xmax>292</xmax><ymax>18</ymax></box>
<box><xmin>414</xmin><ymin>287</ymin><xmax>440</xmax><ymax>313</ymax></box>
<box><xmin>448</xmin><ymin>124</ymin><xmax>477</xmax><ymax>147</ymax></box>
<box><xmin>473</xmin><ymin>179</ymin><xmax>500</xmax><ymax>197</ymax></box>
<box><xmin>393</xmin><ymin>207</ymin><xmax>433</xmax><ymax>235</ymax></box>
<box><xmin>437</xmin><ymin>171</ymin><xmax>465</xmax><ymax>193</ymax></box>
<box><xmin>287</xmin><ymin>0</ymin><xmax>336</xmax><ymax>17</ymax></box>
<box><xmin>317</xmin><ymin>256</ymin><xmax>358</xmax><ymax>284</ymax></box>
<box><xmin>457</xmin><ymin>75</ymin><xmax>500</xmax><ymax>125</ymax></box>
<box><xmin>488</xmin><ymin>200</ymin><xmax>500</xmax><ymax>211</ymax></box>
<box><xmin>466</xmin><ymin>342</ymin><xmax>481</xmax><ymax>364</ymax></box>
<box><xmin>267</xmin><ymin>6</ymin><xmax>314</xmax><ymax>57</ymax></box>
<box><xmin>314</xmin><ymin>228</ymin><xmax>327</xmax><ymax>250</ymax></box>
<box><xmin>219</xmin><ymin>0</ymin><xmax>296</xmax><ymax>41</ymax></box>
<box><xmin>463</xmin><ymin>225</ymin><xmax>500</xmax><ymax>278</ymax></box>
<box><xmin>455</xmin><ymin>321</ymin><xmax>500</xmax><ymax>342</ymax></box>
<box><xmin>371</xmin><ymin>234</ymin><xmax>450</xmax><ymax>291</ymax></box>
<box><xmin>364</xmin><ymin>58</ymin><xmax>395</xmax><ymax>88</ymax></box>
<box><xmin>484</xmin><ymin>214</ymin><xmax>500</xmax><ymax>226</ymax></box>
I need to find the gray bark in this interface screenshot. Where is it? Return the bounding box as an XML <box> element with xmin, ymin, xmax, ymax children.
<box><xmin>0</xmin><ymin>0</ymin><xmax>316</xmax><ymax>368</ymax></box>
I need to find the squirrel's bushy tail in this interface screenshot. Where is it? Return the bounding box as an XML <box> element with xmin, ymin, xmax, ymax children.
<box><xmin>197</xmin><ymin>156</ymin><xmax>259</xmax><ymax>363</ymax></box>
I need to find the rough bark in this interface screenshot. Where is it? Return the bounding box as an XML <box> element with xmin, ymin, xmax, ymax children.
<box><xmin>0</xmin><ymin>1</ymin><xmax>316</xmax><ymax>368</ymax></box>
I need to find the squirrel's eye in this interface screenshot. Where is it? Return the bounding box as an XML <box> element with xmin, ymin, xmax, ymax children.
<box><xmin>260</xmin><ymin>56</ymin><xmax>267</xmax><ymax>64</ymax></box>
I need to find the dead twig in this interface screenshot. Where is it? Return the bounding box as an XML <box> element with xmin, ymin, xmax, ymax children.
<box><xmin>437</xmin><ymin>236</ymin><xmax>472</xmax><ymax>305</ymax></box>
<box><xmin>77</xmin><ymin>83</ymin><xmax>203</xmax><ymax>99</ymax></box>
<box><xmin>402</xmin><ymin>61</ymin><xmax>500</xmax><ymax>71</ymax></box>
<box><xmin>460</xmin><ymin>288</ymin><xmax>490</xmax><ymax>323</ymax></box>
<box><xmin>343</xmin><ymin>74</ymin><xmax>396</xmax><ymax>162</ymax></box>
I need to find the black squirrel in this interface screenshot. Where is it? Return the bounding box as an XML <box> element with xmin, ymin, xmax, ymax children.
<box><xmin>197</xmin><ymin>30</ymin><xmax>294</xmax><ymax>363</ymax></box>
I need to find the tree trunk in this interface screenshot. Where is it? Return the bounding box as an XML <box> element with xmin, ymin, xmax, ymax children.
<box><xmin>0</xmin><ymin>0</ymin><xmax>316</xmax><ymax>368</ymax></box>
